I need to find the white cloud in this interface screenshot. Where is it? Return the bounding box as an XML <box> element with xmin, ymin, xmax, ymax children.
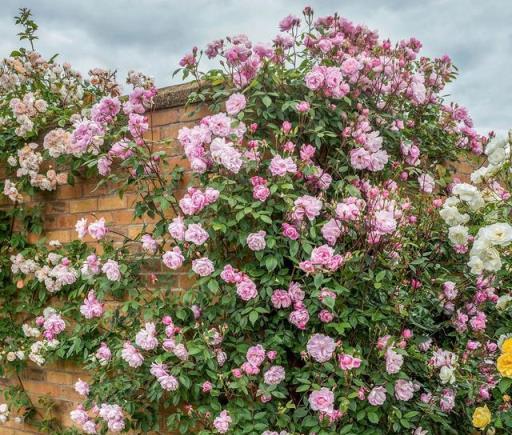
<box><xmin>0</xmin><ymin>0</ymin><xmax>510</xmax><ymax>134</ymax></box>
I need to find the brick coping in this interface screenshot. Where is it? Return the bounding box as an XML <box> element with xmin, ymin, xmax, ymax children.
<box><xmin>153</xmin><ymin>82</ymin><xmax>198</xmax><ymax>110</ymax></box>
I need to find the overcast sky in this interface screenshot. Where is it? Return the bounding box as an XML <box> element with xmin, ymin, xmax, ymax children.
<box><xmin>1</xmin><ymin>0</ymin><xmax>510</xmax><ymax>135</ymax></box>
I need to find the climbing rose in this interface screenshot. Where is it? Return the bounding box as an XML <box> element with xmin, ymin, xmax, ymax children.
<box><xmin>225</xmin><ymin>93</ymin><xmax>246</xmax><ymax>115</ymax></box>
<box><xmin>263</xmin><ymin>365</ymin><xmax>286</xmax><ymax>385</ymax></box>
<box><xmin>368</xmin><ymin>386</ymin><xmax>387</xmax><ymax>406</ymax></box>
<box><xmin>306</xmin><ymin>334</ymin><xmax>336</xmax><ymax>363</ymax></box>
<box><xmin>192</xmin><ymin>257</ymin><xmax>214</xmax><ymax>276</ymax></box>
<box><xmin>247</xmin><ymin>230</ymin><xmax>266</xmax><ymax>251</ymax></box>
<box><xmin>162</xmin><ymin>247</ymin><xmax>184</xmax><ymax>270</ymax></box>
<box><xmin>101</xmin><ymin>260</ymin><xmax>121</xmax><ymax>281</ymax></box>
<box><xmin>213</xmin><ymin>410</ymin><xmax>231</xmax><ymax>433</ymax></box>
<box><xmin>308</xmin><ymin>388</ymin><xmax>334</xmax><ymax>412</ymax></box>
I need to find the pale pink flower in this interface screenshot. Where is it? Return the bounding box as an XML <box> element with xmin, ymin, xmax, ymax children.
<box><xmin>135</xmin><ymin>322</ymin><xmax>158</xmax><ymax>350</ymax></box>
<box><xmin>307</xmin><ymin>334</ymin><xmax>336</xmax><ymax>363</ymax></box>
<box><xmin>368</xmin><ymin>386</ymin><xmax>386</xmax><ymax>406</ymax></box>
<box><xmin>226</xmin><ymin>93</ymin><xmax>246</xmax><ymax>115</ymax></box>
<box><xmin>141</xmin><ymin>234</ymin><xmax>158</xmax><ymax>253</ymax></box>
<box><xmin>282</xmin><ymin>223</ymin><xmax>299</xmax><ymax>240</ymax></box>
<box><xmin>321</xmin><ymin>219</ymin><xmax>341</xmax><ymax>246</ymax></box>
<box><xmin>202</xmin><ymin>381</ymin><xmax>213</xmax><ymax>393</ymax></box>
<box><xmin>394</xmin><ymin>379</ymin><xmax>414</xmax><ymax>401</ymax></box>
<box><xmin>418</xmin><ymin>173</ymin><xmax>435</xmax><ymax>193</ymax></box>
<box><xmin>338</xmin><ymin>354</ymin><xmax>362</xmax><ymax>371</ymax></box>
<box><xmin>80</xmin><ymin>290</ymin><xmax>104</xmax><ymax>319</ymax></box>
<box><xmin>288</xmin><ymin>308</ymin><xmax>309</xmax><ymax>329</ymax></box>
<box><xmin>246</xmin><ymin>344</ymin><xmax>266</xmax><ymax>366</ymax></box>
<box><xmin>162</xmin><ymin>247</ymin><xmax>184</xmax><ymax>270</ymax></box>
<box><xmin>213</xmin><ymin>410</ymin><xmax>231</xmax><ymax>434</ymax></box>
<box><xmin>102</xmin><ymin>260</ymin><xmax>121</xmax><ymax>281</ymax></box>
<box><xmin>293</xmin><ymin>195</ymin><xmax>322</xmax><ymax>221</ymax></box>
<box><xmin>247</xmin><ymin>230</ymin><xmax>266</xmax><ymax>251</ymax></box>
<box><xmin>74</xmin><ymin>379</ymin><xmax>90</xmax><ymax>396</ymax></box>
<box><xmin>269</xmin><ymin>155</ymin><xmax>297</xmax><ymax>177</ymax></box>
<box><xmin>385</xmin><ymin>347</ymin><xmax>404</xmax><ymax>374</ymax></box>
<box><xmin>271</xmin><ymin>289</ymin><xmax>292</xmax><ymax>309</ymax></box>
<box><xmin>184</xmin><ymin>223</ymin><xmax>209</xmax><ymax>245</ymax></box>
<box><xmin>236</xmin><ymin>277</ymin><xmax>258</xmax><ymax>301</ymax></box>
<box><xmin>75</xmin><ymin>218</ymin><xmax>88</xmax><ymax>239</ymax></box>
<box><xmin>168</xmin><ymin>217</ymin><xmax>186</xmax><ymax>241</ymax></box>
<box><xmin>263</xmin><ymin>365</ymin><xmax>286</xmax><ymax>385</ymax></box>
<box><xmin>121</xmin><ymin>342</ymin><xmax>144</xmax><ymax>368</ymax></box>
<box><xmin>96</xmin><ymin>342</ymin><xmax>112</xmax><ymax>363</ymax></box>
<box><xmin>192</xmin><ymin>257</ymin><xmax>214</xmax><ymax>276</ymax></box>
<box><xmin>308</xmin><ymin>388</ymin><xmax>334</xmax><ymax>412</ymax></box>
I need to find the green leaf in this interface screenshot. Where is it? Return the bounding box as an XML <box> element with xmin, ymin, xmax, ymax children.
<box><xmin>262</xmin><ymin>96</ymin><xmax>272</xmax><ymax>107</ymax></box>
<box><xmin>249</xmin><ymin>310</ymin><xmax>258</xmax><ymax>325</ymax></box>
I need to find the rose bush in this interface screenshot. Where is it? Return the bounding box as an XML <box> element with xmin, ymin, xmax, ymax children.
<box><xmin>2</xmin><ymin>6</ymin><xmax>512</xmax><ymax>435</ymax></box>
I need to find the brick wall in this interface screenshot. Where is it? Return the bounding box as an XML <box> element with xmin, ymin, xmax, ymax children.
<box><xmin>0</xmin><ymin>83</ymin><xmax>205</xmax><ymax>434</ymax></box>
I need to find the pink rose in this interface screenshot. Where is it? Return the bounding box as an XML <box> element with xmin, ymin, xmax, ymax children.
<box><xmin>394</xmin><ymin>379</ymin><xmax>414</xmax><ymax>401</ymax></box>
<box><xmin>192</xmin><ymin>257</ymin><xmax>214</xmax><ymax>276</ymax></box>
<box><xmin>269</xmin><ymin>155</ymin><xmax>297</xmax><ymax>177</ymax></box>
<box><xmin>202</xmin><ymin>381</ymin><xmax>213</xmax><ymax>393</ymax></box>
<box><xmin>321</xmin><ymin>219</ymin><xmax>341</xmax><ymax>246</ymax></box>
<box><xmin>225</xmin><ymin>93</ymin><xmax>246</xmax><ymax>115</ymax></box>
<box><xmin>385</xmin><ymin>347</ymin><xmax>404</xmax><ymax>374</ymax></box>
<box><xmin>317</xmin><ymin>307</ymin><xmax>333</xmax><ymax>321</ymax></box>
<box><xmin>102</xmin><ymin>259</ymin><xmax>121</xmax><ymax>281</ymax></box>
<box><xmin>296</xmin><ymin>101</ymin><xmax>310</xmax><ymax>112</ymax></box>
<box><xmin>308</xmin><ymin>388</ymin><xmax>334</xmax><ymax>412</ymax></box>
<box><xmin>271</xmin><ymin>289</ymin><xmax>292</xmax><ymax>309</ymax></box>
<box><xmin>310</xmin><ymin>244</ymin><xmax>334</xmax><ymax>265</ymax></box>
<box><xmin>263</xmin><ymin>365</ymin><xmax>285</xmax><ymax>385</ymax></box>
<box><xmin>247</xmin><ymin>230</ymin><xmax>266</xmax><ymax>251</ymax></box>
<box><xmin>253</xmin><ymin>184</ymin><xmax>270</xmax><ymax>202</ymax></box>
<box><xmin>168</xmin><ymin>217</ymin><xmax>186</xmax><ymax>240</ymax></box>
<box><xmin>307</xmin><ymin>334</ymin><xmax>336</xmax><ymax>363</ymax></box>
<box><xmin>293</xmin><ymin>195</ymin><xmax>322</xmax><ymax>221</ymax></box>
<box><xmin>418</xmin><ymin>173</ymin><xmax>435</xmax><ymax>193</ymax></box>
<box><xmin>74</xmin><ymin>379</ymin><xmax>89</xmax><ymax>396</ymax></box>
<box><xmin>304</xmin><ymin>69</ymin><xmax>325</xmax><ymax>90</ymax></box>
<box><xmin>184</xmin><ymin>223</ymin><xmax>209</xmax><ymax>245</ymax></box>
<box><xmin>246</xmin><ymin>344</ymin><xmax>266</xmax><ymax>366</ymax></box>
<box><xmin>338</xmin><ymin>353</ymin><xmax>362</xmax><ymax>371</ymax></box>
<box><xmin>236</xmin><ymin>277</ymin><xmax>258</xmax><ymax>301</ymax></box>
<box><xmin>368</xmin><ymin>386</ymin><xmax>386</xmax><ymax>406</ymax></box>
<box><xmin>282</xmin><ymin>223</ymin><xmax>299</xmax><ymax>240</ymax></box>
<box><xmin>162</xmin><ymin>247</ymin><xmax>184</xmax><ymax>270</ymax></box>
<box><xmin>288</xmin><ymin>308</ymin><xmax>309</xmax><ymax>329</ymax></box>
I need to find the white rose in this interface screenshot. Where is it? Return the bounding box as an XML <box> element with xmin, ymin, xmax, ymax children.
<box><xmin>452</xmin><ymin>183</ymin><xmax>485</xmax><ymax>210</ymax></box>
<box><xmin>470</xmin><ymin>166</ymin><xmax>488</xmax><ymax>184</ymax></box>
<box><xmin>479</xmin><ymin>223</ymin><xmax>512</xmax><ymax>246</ymax></box>
<box><xmin>439</xmin><ymin>366</ymin><xmax>456</xmax><ymax>384</ymax></box>
<box><xmin>6</xmin><ymin>352</ymin><xmax>16</xmax><ymax>362</ymax></box>
<box><xmin>470</xmin><ymin>237</ymin><xmax>491</xmax><ymax>256</ymax></box>
<box><xmin>448</xmin><ymin>225</ymin><xmax>469</xmax><ymax>245</ymax></box>
<box><xmin>440</xmin><ymin>206</ymin><xmax>469</xmax><ymax>226</ymax></box>
<box><xmin>16</xmin><ymin>350</ymin><xmax>25</xmax><ymax>360</ymax></box>
<box><xmin>452</xmin><ymin>183</ymin><xmax>478</xmax><ymax>202</ymax></box>
<box><xmin>467</xmin><ymin>256</ymin><xmax>484</xmax><ymax>275</ymax></box>
<box><xmin>444</xmin><ymin>196</ymin><xmax>461</xmax><ymax>207</ymax></box>
<box><xmin>497</xmin><ymin>295</ymin><xmax>512</xmax><ymax>311</ymax></box>
<box><xmin>479</xmin><ymin>247</ymin><xmax>502</xmax><ymax>272</ymax></box>
<box><xmin>488</xmin><ymin>147</ymin><xmax>507</xmax><ymax>165</ymax></box>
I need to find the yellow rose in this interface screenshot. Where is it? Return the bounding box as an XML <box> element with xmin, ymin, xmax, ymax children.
<box><xmin>502</xmin><ymin>338</ymin><xmax>512</xmax><ymax>354</ymax></box>
<box><xmin>472</xmin><ymin>405</ymin><xmax>491</xmax><ymax>429</ymax></box>
<box><xmin>497</xmin><ymin>352</ymin><xmax>512</xmax><ymax>378</ymax></box>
